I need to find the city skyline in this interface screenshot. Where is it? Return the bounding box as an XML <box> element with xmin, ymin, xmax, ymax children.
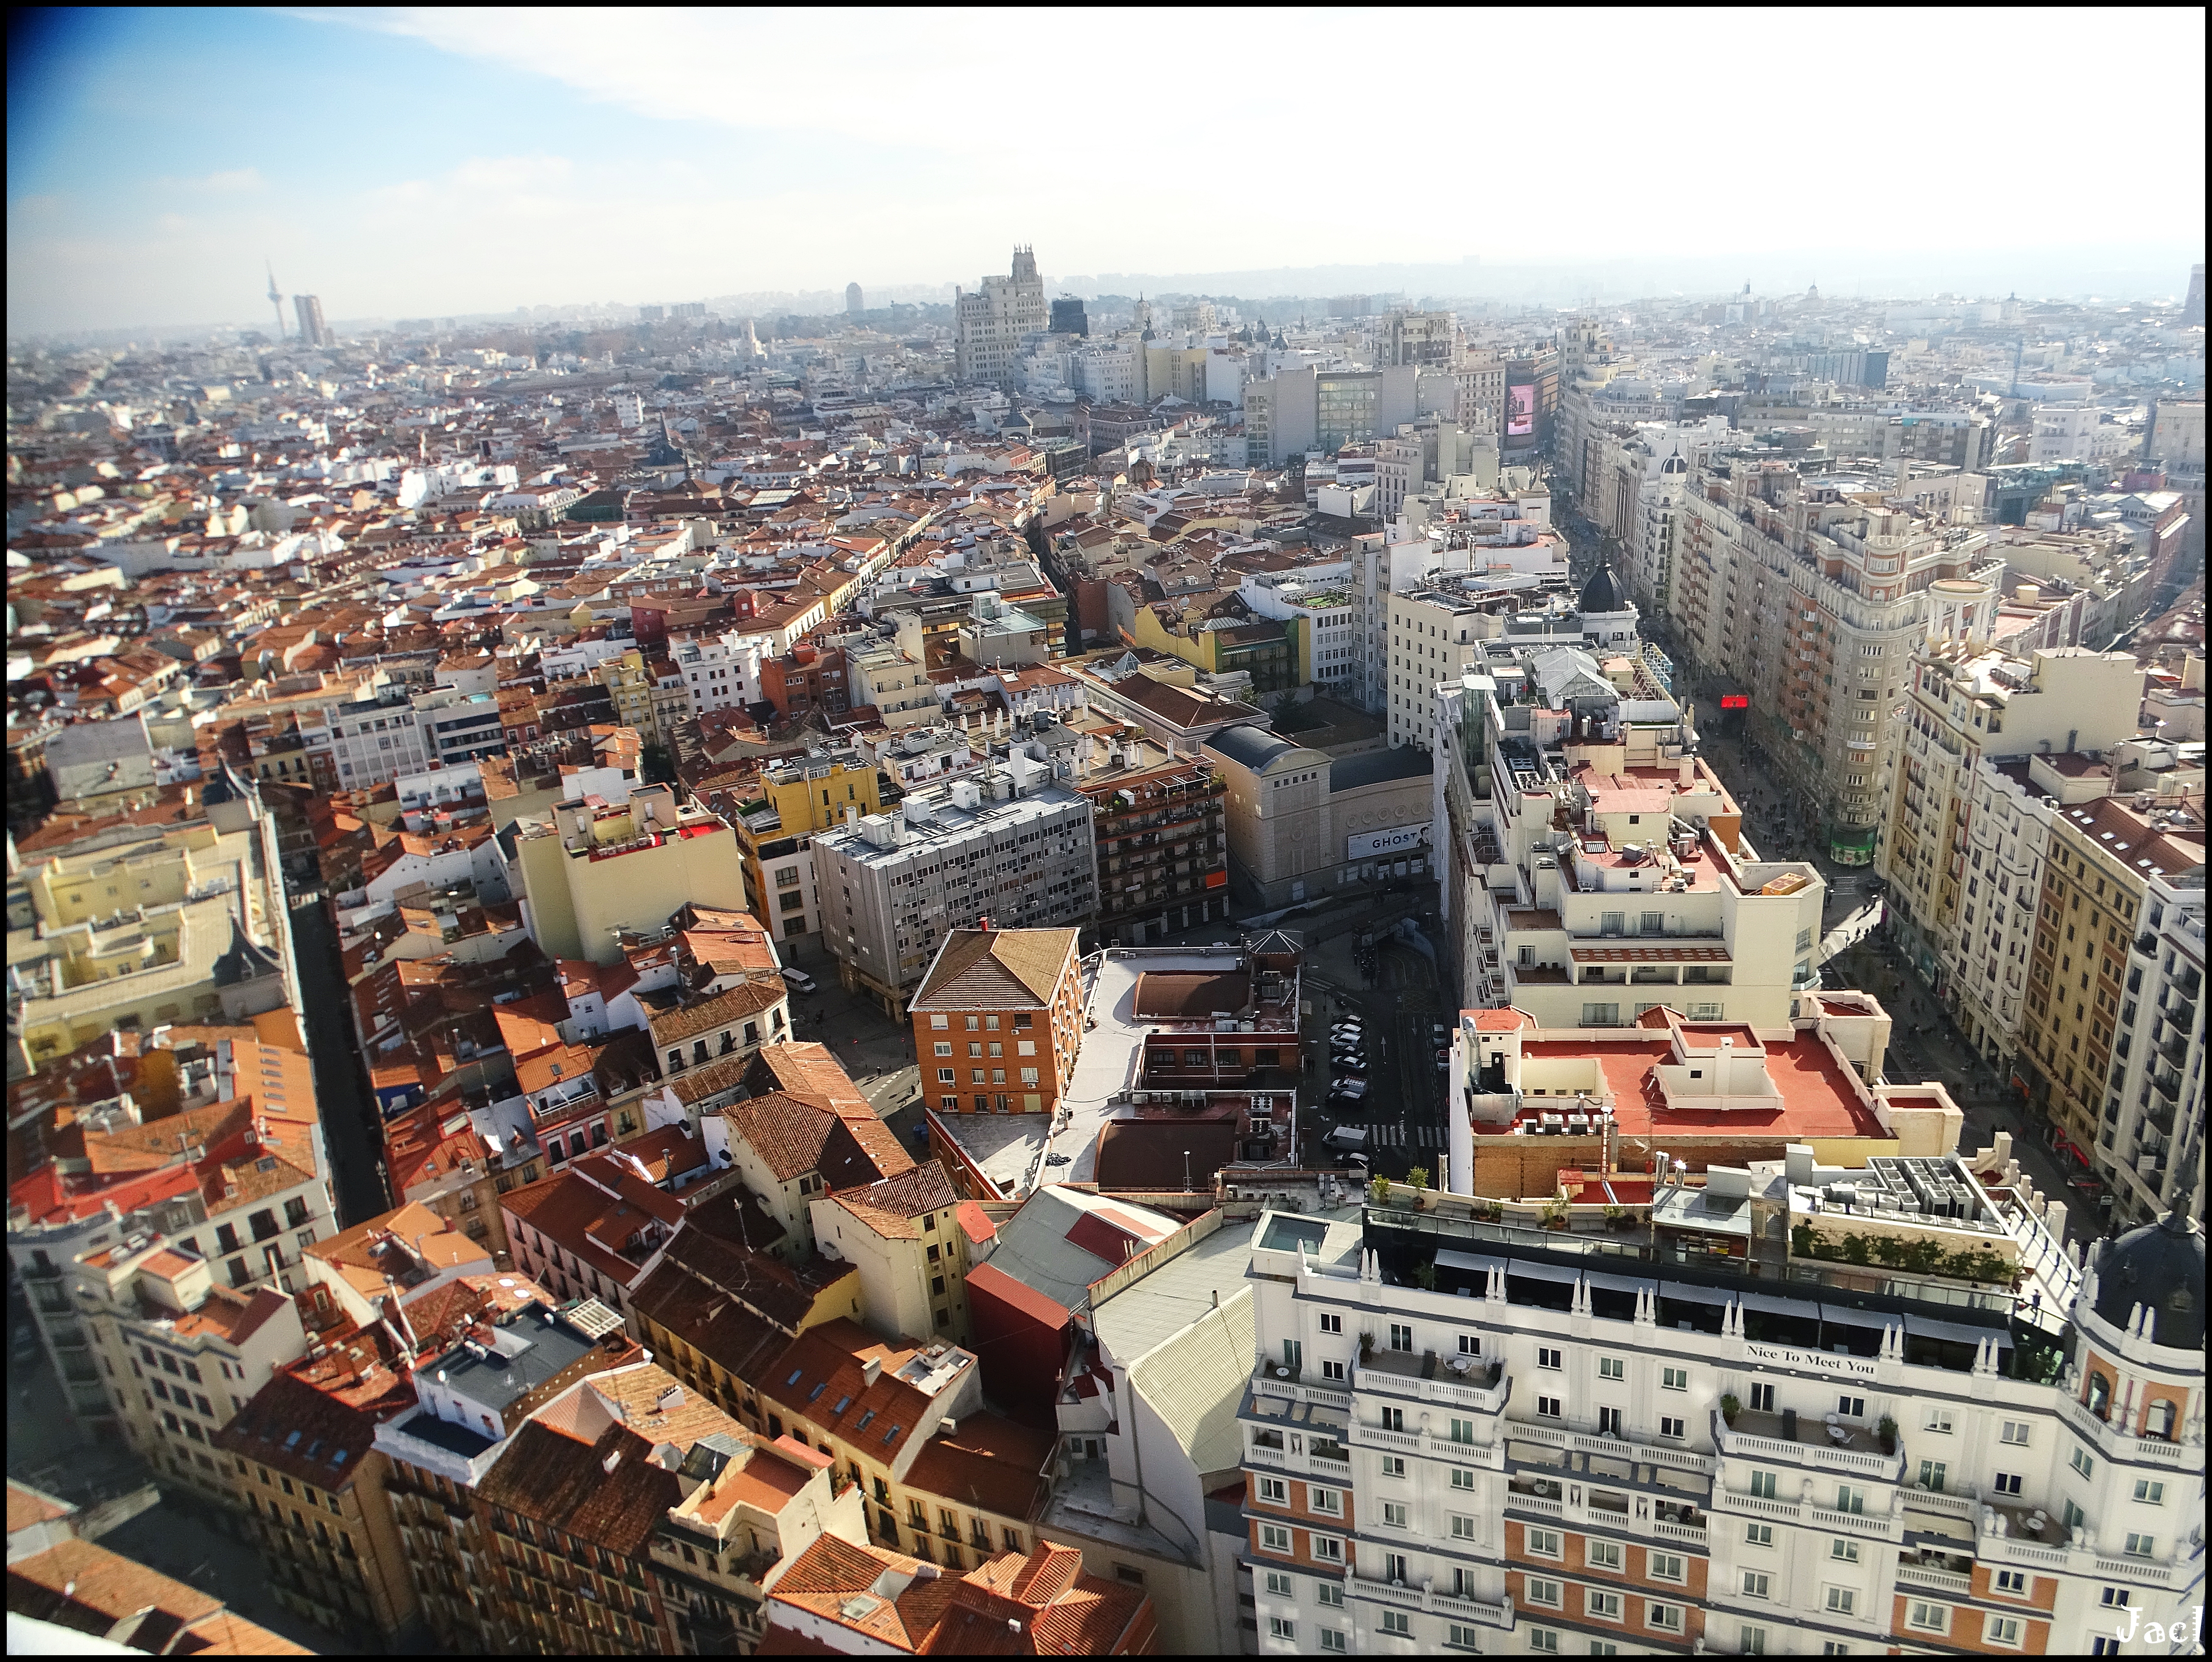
<box><xmin>6</xmin><ymin>7</ymin><xmax>2205</xmax><ymax>337</ymax></box>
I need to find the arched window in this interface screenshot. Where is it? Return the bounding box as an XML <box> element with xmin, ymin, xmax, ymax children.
<box><xmin>2086</xmin><ymin>1371</ymin><xmax>2112</xmax><ymax>1419</ymax></box>
<box><xmin>2146</xmin><ymin>1399</ymin><xmax>2176</xmax><ymax>1441</ymax></box>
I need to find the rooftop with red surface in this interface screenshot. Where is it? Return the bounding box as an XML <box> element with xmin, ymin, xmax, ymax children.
<box><xmin>1516</xmin><ymin>1028</ymin><xmax>1884</xmax><ymax>1140</ymax></box>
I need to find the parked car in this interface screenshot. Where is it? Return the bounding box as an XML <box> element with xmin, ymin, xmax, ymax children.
<box><xmin>1328</xmin><ymin>1079</ymin><xmax>1369</xmax><ymax>1101</ymax></box>
<box><xmin>781</xmin><ymin>967</ymin><xmax>818</xmax><ymax>994</ymax></box>
<box><xmin>1333</xmin><ymin>1057</ymin><xmax>1367</xmax><ymax>1076</ymax></box>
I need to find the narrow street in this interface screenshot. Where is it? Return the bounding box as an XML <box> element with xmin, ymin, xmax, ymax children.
<box><xmin>286</xmin><ymin>889</ymin><xmax>391</xmax><ymax>1227</ymax></box>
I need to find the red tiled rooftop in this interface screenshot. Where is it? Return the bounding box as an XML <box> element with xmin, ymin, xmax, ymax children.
<box><xmin>1515</xmin><ymin>1034</ymin><xmax>1882</xmax><ymax>1139</ymax></box>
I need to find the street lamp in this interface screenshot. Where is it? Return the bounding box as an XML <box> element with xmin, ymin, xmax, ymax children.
<box><xmin>1184</xmin><ymin>1149</ymin><xmax>1192</xmax><ymax>1192</ymax></box>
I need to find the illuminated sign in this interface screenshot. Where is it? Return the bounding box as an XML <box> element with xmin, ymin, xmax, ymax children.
<box><xmin>1720</xmin><ymin>694</ymin><xmax>1749</xmax><ymax>710</ymax></box>
<box><xmin>1347</xmin><ymin>822</ymin><xmax>1431</xmax><ymax>860</ymax></box>
<box><xmin>1506</xmin><ymin>382</ymin><xmax>1536</xmax><ymax>438</ymax></box>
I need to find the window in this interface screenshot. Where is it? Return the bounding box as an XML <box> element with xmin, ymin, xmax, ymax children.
<box><xmin>1741</xmin><ymin>1570</ymin><xmax>1770</xmax><ymax>1599</ymax></box>
<box><xmin>1917</xmin><ymin>1459</ymin><xmax>1947</xmax><ymax>1492</ymax></box>
<box><xmin>1525</xmin><ymin>1577</ymin><xmax>1561</xmax><ymax>1608</ymax></box>
<box><xmin>1660</xmin><ymin>1415</ymin><xmax>1684</xmax><ymax>1439</ymax></box>
<box><xmin>1993</xmin><ymin>1570</ymin><xmax>2027</xmax><ymax>1596</ymax></box>
<box><xmin>1263</xmin><ymin>1569</ymin><xmax>1293</xmax><ymax>1598</ymax></box>
<box><xmin>2100</xmin><ymin>1587</ymin><xmax>2132</xmax><ymax>1609</ymax></box>
<box><xmin>1449</xmin><ymin>1417</ymin><xmax>1475</xmax><ymax>1444</ymax></box>
<box><xmin>2123</xmin><ymin>1533</ymin><xmax>2155</xmax><ymax>1558</ymax></box>
<box><xmin>1259</xmin><ymin>1523</ymin><xmax>1291</xmax><ymax>1554</ymax></box>
<box><xmin>2071</xmin><ymin>1446</ymin><xmax>2095</xmax><ymax>1480</ymax></box>
<box><xmin>1257</xmin><ymin>1477</ymin><xmax>1287</xmax><ymax>1505</ymax></box>
<box><xmin>1381</xmin><ymin>1502</ymin><xmax>1408</xmax><ymax>1528</ymax></box>
<box><xmin>1999</xmin><ymin>1419</ymin><xmax>2030</xmax><ymax>1445</ymax></box>
<box><xmin>1598</xmin><ymin>1356</ymin><xmax>1623</xmax><ymax>1381</ymax></box>
<box><xmin>1318</xmin><ymin>1631</ymin><xmax>1346</xmax><ymax>1655</ymax></box>
<box><xmin>2133</xmin><ymin>1479</ymin><xmax>2165</xmax><ymax>1504</ymax></box>
<box><xmin>1647</xmin><ymin>1602</ymin><xmax>1681</xmax><ymax>1633</ymax></box>
<box><xmin>1661</xmin><ymin>1366</ymin><xmax>1688</xmax><ymax>1391</ymax></box>
<box><xmin>1648</xmin><ymin>1553</ymin><xmax>1684</xmax><ymax>1584</ymax></box>
<box><xmin>1741</xmin><ymin>1627</ymin><xmax>1767</xmax><ymax>1656</ymax></box>
<box><xmin>1837</xmin><ymin>1394</ymin><xmax>1864</xmax><ymax>1419</ymax></box>
<box><xmin>1749</xmin><ymin>1470</ymin><xmax>1777</xmax><ymax>1500</ymax></box>
<box><xmin>1451</xmin><ymin>1467</ymin><xmax>1475</xmax><ymax>1491</ymax></box>
<box><xmin>1985</xmin><ymin>1614</ymin><xmax>2023</xmax><ymax>1648</ymax></box>
<box><xmin>1993</xmin><ymin>1471</ymin><xmax>2023</xmax><ymax>1496</ymax></box>
<box><xmin>1585</xmin><ymin>1540</ymin><xmax>1621</xmax><ymax>1572</ymax></box>
<box><xmin>1830</xmin><ymin>1538</ymin><xmax>1859</xmax><ymax>1564</ymax></box>
<box><xmin>1597</xmin><ymin>1407</ymin><xmax>1623</xmax><ymax>1436</ymax></box>
<box><xmin>1313</xmin><ymin>1535</ymin><xmax>1343</xmax><ymax>1564</ymax></box>
<box><xmin>1388</xmin><ymin>1323</ymin><xmax>1413</xmax><ymax>1352</ymax></box>
<box><xmin>1586</xmin><ymin>1589</ymin><xmax>1622</xmax><ymax>1620</ymax></box>
<box><xmin>1380</xmin><ymin>1611</ymin><xmax>1409</xmax><ymax>1637</ymax></box>
<box><xmin>1268</xmin><ymin>1617</ymin><xmax>1296</xmax><ymax>1642</ymax></box>
<box><xmin>1905</xmin><ymin>1601</ymin><xmax>1947</xmax><ymax>1634</ymax></box>
<box><xmin>1379</xmin><ymin>1456</ymin><xmax>1405</xmax><ymax>1479</ymax></box>
<box><xmin>1536</xmin><ymin>1395</ymin><xmax>1562</xmax><ymax>1419</ymax></box>
<box><xmin>1317</xmin><ymin>1583</ymin><xmax>1343</xmax><ymax>1609</ymax></box>
<box><xmin>1833</xmin><ymin>1484</ymin><xmax>1865</xmax><ymax>1515</ymax></box>
<box><xmin>1309</xmin><ymin>1486</ymin><xmax>1341</xmax><ymax>1516</ymax></box>
<box><xmin>1446</xmin><ymin>1623</ymin><xmax>1482</xmax><ymax>1649</ymax></box>
<box><xmin>1526</xmin><ymin>1528</ymin><xmax>1561</xmax><ymax>1559</ymax></box>
<box><xmin>1748</xmin><ymin>1383</ymin><xmax>1775</xmax><ymax>1412</ymax></box>
<box><xmin>1924</xmin><ymin>1407</ymin><xmax>1954</xmax><ymax>1433</ymax></box>
<box><xmin>1744</xmin><ymin>1523</ymin><xmax>1773</xmax><ymax>1548</ymax></box>
<box><xmin>1319</xmin><ymin>1313</ymin><xmax>1342</xmax><ymax>1335</ymax></box>
<box><xmin>1450</xmin><ymin>1513</ymin><xmax>1476</xmax><ymax>1540</ymax></box>
<box><xmin>1457</xmin><ymin>1333</ymin><xmax>1480</xmax><ymax>1356</ymax></box>
<box><xmin>1529</xmin><ymin>1631</ymin><xmax>1558</xmax><ymax>1655</ymax></box>
<box><xmin>1321</xmin><ymin>1359</ymin><xmax>1346</xmax><ymax>1383</ymax></box>
<box><xmin>1537</xmin><ymin>1347</ymin><xmax>1562</xmax><ymax>1369</ymax></box>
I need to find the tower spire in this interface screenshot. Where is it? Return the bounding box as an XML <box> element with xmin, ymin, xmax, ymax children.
<box><xmin>265</xmin><ymin>259</ymin><xmax>285</xmax><ymax>340</ymax></box>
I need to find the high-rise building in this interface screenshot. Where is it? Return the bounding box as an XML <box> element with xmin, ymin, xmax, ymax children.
<box><xmin>293</xmin><ymin>292</ymin><xmax>328</xmax><ymax>346</ymax></box>
<box><xmin>811</xmin><ymin>760</ymin><xmax>1096</xmax><ymax>1018</ymax></box>
<box><xmin>2181</xmin><ymin>261</ymin><xmax>2205</xmax><ymax>327</ymax></box>
<box><xmin>1237</xmin><ymin>1178</ymin><xmax>2204</xmax><ymax>1660</ymax></box>
<box><xmin>846</xmin><ymin>281</ymin><xmax>864</xmax><ymax>315</ymax></box>
<box><xmin>1049</xmin><ymin>295</ymin><xmax>1088</xmax><ymax>337</ymax></box>
<box><xmin>1671</xmin><ymin>455</ymin><xmax>2000</xmax><ymax>866</ymax></box>
<box><xmin>2017</xmin><ymin>792</ymin><xmax>2206</xmax><ymax>1193</ymax></box>
<box><xmin>1379</xmin><ymin>308</ymin><xmax>1459</xmax><ymax>368</ymax></box>
<box><xmin>1880</xmin><ymin>642</ymin><xmax>2144</xmax><ymax>993</ymax></box>
<box><xmin>953</xmin><ymin>246</ymin><xmax>1045</xmax><ymax>387</ymax></box>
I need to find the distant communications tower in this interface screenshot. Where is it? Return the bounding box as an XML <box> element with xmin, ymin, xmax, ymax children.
<box><xmin>265</xmin><ymin>259</ymin><xmax>285</xmax><ymax>340</ymax></box>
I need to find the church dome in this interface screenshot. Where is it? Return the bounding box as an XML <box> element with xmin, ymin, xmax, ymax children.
<box><xmin>2092</xmin><ymin>1209</ymin><xmax>2205</xmax><ymax>1351</ymax></box>
<box><xmin>1577</xmin><ymin>564</ymin><xmax>1625</xmax><ymax>614</ymax></box>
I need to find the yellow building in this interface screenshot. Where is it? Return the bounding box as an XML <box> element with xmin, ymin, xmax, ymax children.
<box><xmin>12</xmin><ymin>814</ymin><xmax>296</xmax><ymax>1071</ymax></box>
<box><xmin>594</xmin><ymin>648</ymin><xmax>662</xmax><ymax>742</ymax></box>
<box><xmin>734</xmin><ymin>746</ymin><xmax>883</xmax><ymax>943</ymax></box>
<box><xmin>509</xmin><ymin>783</ymin><xmax>749</xmax><ymax>964</ymax></box>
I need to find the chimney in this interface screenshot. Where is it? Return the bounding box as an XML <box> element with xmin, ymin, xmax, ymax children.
<box><xmin>861</xmin><ymin>1355</ymin><xmax>883</xmax><ymax>1387</ymax></box>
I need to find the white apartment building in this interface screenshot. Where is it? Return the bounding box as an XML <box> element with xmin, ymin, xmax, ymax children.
<box><xmin>811</xmin><ymin>758</ymin><xmax>1097</xmax><ymax>1018</ymax></box>
<box><xmin>1949</xmin><ymin>754</ymin><xmax>2088</xmax><ymax>1070</ymax></box>
<box><xmin>954</xmin><ymin>246</ymin><xmax>1046</xmax><ymax>388</ymax></box>
<box><xmin>1239</xmin><ymin>1173</ymin><xmax>2204</xmax><ymax>1661</ymax></box>
<box><xmin>2107</xmin><ymin>869</ymin><xmax>2206</xmax><ymax>1228</ymax></box>
<box><xmin>1671</xmin><ymin>457</ymin><xmax>2002</xmax><ymax>867</ymax></box>
<box><xmin>671</xmin><ymin>627</ymin><xmax>772</xmax><ymax>714</ymax></box>
<box><xmin>1882</xmin><ymin>642</ymin><xmax>2145</xmax><ymax>992</ymax></box>
<box><xmin>316</xmin><ymin>691</ymin><xmax>430</xmax><ymax>788</ymax></box>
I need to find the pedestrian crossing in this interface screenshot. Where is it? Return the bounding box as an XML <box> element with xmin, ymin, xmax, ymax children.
<box><xmin>1366</xmin><ymin>1121</ymin><xmax>1445</xmax><ymax>1149</ymax></box>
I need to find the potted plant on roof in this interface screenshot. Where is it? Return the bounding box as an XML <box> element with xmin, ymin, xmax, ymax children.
<box><xmin>1720</xmin><ymin>1392</ymin><xmax>1742</xmax><ymax>1428</ymax></box>
<box><xmin>1877</xmin><ymin>1414</ymin><xmax>1898</xmax><ymax>1455</ymax></box>
<box><xmin>1406</xmin><ymin>1166</ymin><xmax>1431</xmax><ymax>1205</ymax></box>
<box><xmin>1358</xmin><ymin>1330</ymin><xmax>1376</xmax><ymax>1363</ymax></box>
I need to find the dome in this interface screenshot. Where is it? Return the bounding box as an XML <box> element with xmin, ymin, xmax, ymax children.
<box><xmin>1577</xmin><ymin>564</ymin><xmax>1625</xmax><ymax>614</ymax></box>
<box><xmin>2092</xmin><ymin>1209</ymin><xmax>2205</xmax><ymax>1350</ymax></box>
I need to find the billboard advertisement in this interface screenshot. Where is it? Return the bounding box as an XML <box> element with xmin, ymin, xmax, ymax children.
<box><xmin>1346</xmin><ymin>822</ymin><xmax>1431</xmax><ymax>861</ymax></box>
<box><xmin>1506</xmin><ymin>382</ymin><xmax>1536</xmax><ymax>437</ymax></box>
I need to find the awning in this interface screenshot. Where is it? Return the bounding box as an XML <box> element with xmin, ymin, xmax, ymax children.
<box><xmin>1436</xmin><ymin>1248</ymin><xmax>1502</xmax><ymax>1275</ymax></box>
<box><xmin>1504</xmin><ymin>1258</ymin><xmax>1584</xmax><ymax>1287</ymax></box>
<box><xmin>1904</xmin><ymin>1313</ymin><xmax>2004</xmax><ymax>1347</ymax></box>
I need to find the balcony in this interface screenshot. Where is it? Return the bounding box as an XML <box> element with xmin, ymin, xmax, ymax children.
<box><xmin>1714</xmin><ymin>1408</ymin><xmax>1901</xmax><ymax>1480</ymax></box>
<box><xmin>1352</xmin><ymin>1349</ymin><xmax>1508</xmax><ymax>1414</ymax></box>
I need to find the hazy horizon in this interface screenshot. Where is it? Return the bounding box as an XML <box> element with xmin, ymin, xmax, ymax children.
<box><xmin>7</xmin><ymin>7</ymin><xmax>2205</xmax><ymax>340</ymax></box>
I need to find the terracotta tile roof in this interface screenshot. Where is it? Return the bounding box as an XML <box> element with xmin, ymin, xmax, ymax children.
<box><xmin>755</xmin><ymin>1318</ymin><xmax>955</xmax><ymax>1465</ymax></box>
<box><xmin>648</xmin><ymin>978</ymin><xmax>788</xmax><ymax>1047</ymax></box>
<box><xmin>825</xmin><ymin>1164</ymin><xmax>959</xmax><ymax>1242</ymax></box>
<box><xmin>910</xmin><ymin>928</ymin><xmax>1078</xmax><ymax>1011</ymax></box>
<box><xmin>745</xmin><ymin>1042</ymin><xmax>873</xmax><ymax>1117</ymax></box>
<box><xmin>902</xmin><ymin>1414</ymin><xmax>1055</xmax><ymax>1523</ymax></box>
<box><xmin>726</xmin><ymin>1091</ymin><xmax>910</xmax><ymax>1188</ymax></box>
<box><xmin>6</xmin><ymin>1538</ymin><xmax>318</xmax><ymax>1655</ymax></box>
<box><xmin>501</xmin><ymin>1160</ymin><xmax>682</xmax><ymax>1290</ymax></box>
<box><xmin>5</xmin><ymin>1479</ymin><xmax>72</xmax><ymax>1534</ymax></box>
<box><xmin>765</xmin><ymin>1535</ymin><xmax>953</xmax><ymax>1651</ymax></box>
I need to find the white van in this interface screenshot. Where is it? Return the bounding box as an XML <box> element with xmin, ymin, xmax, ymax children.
<box><xmin>1322</xmin><ymin>1125</ymin><xmax>1369</xmax><ymax>1152</ymax></box>
<box><xmin>781</xmin><ymin>967</ymin><xmax>817</xmax><ymax>994</ymax></box>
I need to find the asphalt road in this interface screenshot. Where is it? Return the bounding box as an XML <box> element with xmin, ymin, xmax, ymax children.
<box><xmin>1305</xmin><ymin>926</ymin><xmax>1453</xmax><ymax>1182</ymax></box>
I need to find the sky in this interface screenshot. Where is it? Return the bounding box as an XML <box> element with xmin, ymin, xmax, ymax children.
<box><xmin>7</xmin><ymin>7</ymin><xmax>2206</xmax><ymax>337</ymax></box>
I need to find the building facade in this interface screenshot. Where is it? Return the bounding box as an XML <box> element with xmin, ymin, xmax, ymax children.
<box><xmin>954</xmin><ymin>247</ymin><xmax>1047</xmax><ymax>388</ymax></box>
<box><xmin>908</xmin><ymin>926</ymin><xmax>1085</xmax><ymax>1118</ymax></box>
